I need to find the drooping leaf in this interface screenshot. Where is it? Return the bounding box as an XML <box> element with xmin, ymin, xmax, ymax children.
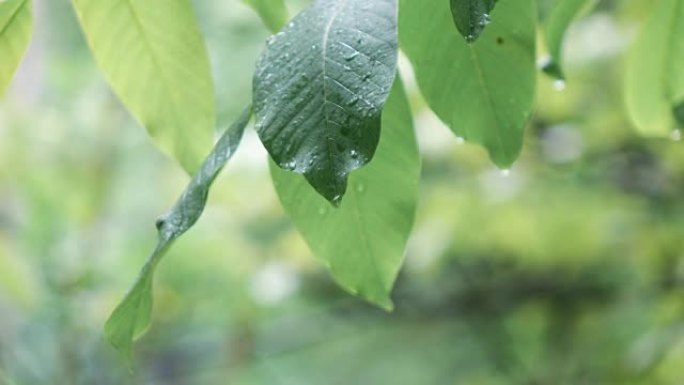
<box><xmin>450</xmin><ymin>0</ymin><xmax>498</xmax><ymax>43</ymax></box>
<box><xmin>270</xmin><ymin>77</ymin><xmax>419</xmax><ymax>310</ymax></box>
<box><xmin>401</xmin><ymin>0</ymin><xmax>536</xmax><ymax>168</ymax></box>
<box><xmin>541</xmin><ymin>0</ymin><xmax>596</xmax><ymax>80</ymax></box>
<box><xmin>71</xmin><ymin>0</ymin><xmax>216</xmax><ymax>173</ymax></box>
<box><xmin>243</xmin><ymin>0</ymin><xmax>288</xmax><ymax>33</ymax></box>
<box><xmin>253</xmin><ymin>0</ymin><xmax>398</xmax><ymax>205</ymax></box>
<box><xmin>104</xmin><ymin>106</ymin><xmax>251</xmax><ymax>365</ymax></box>
<box><xmin>0</xmin><ymin>0</ymin><xmax>31</xmax><ymax>96</ymax></box>
<box><xmin>625</xmin><ymin>0</ymin><xmax>684</xmax><ymax>137</ymax></box>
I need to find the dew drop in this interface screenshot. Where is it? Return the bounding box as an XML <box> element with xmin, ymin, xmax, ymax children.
<box><xmin>553</xmin><ymin>79</ymin><xmax>566</xmax><ymax>91</ymax></box>
<box><xmin>500</xmin><ymin>169</ymin><xmax>511</xmax><ymax>177</ymax></box>
<box><xmin>344</xmin><ymin>51</ymin><xmax>359</xmax><ymax>61</ymax></box>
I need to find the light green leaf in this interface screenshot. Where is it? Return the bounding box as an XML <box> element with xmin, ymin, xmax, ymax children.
<box><xmin>253</xmin><ymin>0</ymin><xmax>398</xmax><ymax>205</ymax></box>
<box><xmin>450</xmin><ymin>0</ymin><xmax>498</xmax><ymax>43</ymax></box>
<box><xmin>243</xmin><ymin>0</ymin><xmax>288</xmax><ymax>33</ymax></box>
<box><xmin>400</xmin><ymin>0</ymin><xmax>536</xmax><ymax>168</ymax></box>
<box><xmin>71</xmin><ymin>0</ymin><xmax>216</xmax><ymax>173</ymax></box>
<box><xmin>541</xmin><ymin>0</ymin><xmax>596</xmax><ymax>80</ymax></box>
<box><xmin>270</xmin><ymin>77</ymin><xmax>419</xmax><ymax>310</ymax></box>
<box><xmin>0</xmin><ymin>0</ymin><xmax>31</xmax><ymax>96</ymax></box>
<box><xmin>625</xmin><ymin>0</ymin><xmax>684</xmax><ymax>137</ymax></box>
<box><xmin>104</xmin><ymin>106</ymin><xmax>251</xmax><ymax>365</ymax></box>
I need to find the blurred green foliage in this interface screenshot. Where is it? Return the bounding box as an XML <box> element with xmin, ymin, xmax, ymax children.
<box><xmin>0</xmin><ymin>0</ymin><xmax>682</xmax><ymax>384</ymax></box>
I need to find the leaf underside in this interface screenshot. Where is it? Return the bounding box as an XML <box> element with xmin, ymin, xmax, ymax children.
<box><xmin>71</xmin><ymin>0</ymin><xmax>216</xmax><ymax>173</ymax></box>
<box><xmin>270</xmin><ymin>77</ymin><xmax>419</xmax><ymax>310</ymax></box>
<box><xmin>0</xmin><ymin>0</ymin><xmax>32</xmax><ymax>96</ymax></box>
<box><xmin>253</xmin><ymin>0</ymin><xmax>398</xmax><ymax>205</ymax></box>
<box><xmin>401</xmin><ymin>0</ymin><xmax>536</xmax><ymax>168</ymax></box>
<box><xmin>104</xmin><ymin>107</ymin><xmax>251</xmax><ymax>366</ymax></box>
<box><xmin>625</xmin><ymin>0</ymin><xmax>684</xmax><ymax>137</ymax></box>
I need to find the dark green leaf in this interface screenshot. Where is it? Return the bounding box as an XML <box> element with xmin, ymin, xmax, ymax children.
<box><xmin>0</xmin><ymin>0</ymin><xmax>31</xmax><ymax>95</ymax></box>
<box><xmin>72</xmin><ymin>0</ymin><xmax>216</xmax><ymax>173</ymax></box>
<box><xmin>450</xmin><ymin>0</ymin><xmax>498</xmax><ymax>43</ymax></box>
<box><xmin>674</xmin><ymin>101</ymin><xmax>684</xmax><ymax>128</ymax></box>
<box><xmin>541</xmin><ymin>0</ymin><xmax>595</xmax><ymax>80</ymax></box>
<box><xmin>270</xmin><ymin>77</ymin><xmax>419</xmax><ymax>310</ymax></box>
<box><xmin>104</xmin><ymin>106</ymin><xmax>252</xmax><ymax>366</ymax></box>
<box><xmin>243</xmin><ymin>0</ymin><xmax>289</xmax><ymax>33</ymax></box>
<box><xmin>625</xmin><ymin>0</ymin><xmax>684</xmax><ymax>137</ymax></box>
<box><xmin>253</xmin><ymin>0</ymin><xmax>398</xmax><ymax>205</ymax></box>
<box><xmin>401</xmin><ymin>0</ymin><xmax>536</xmax><ymax>167</ymax></box>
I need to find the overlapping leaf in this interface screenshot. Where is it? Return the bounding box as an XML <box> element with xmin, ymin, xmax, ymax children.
<box><xmin>450</xmin><ymin>0</ymin><xmax>498</xmax><ymax>43</ymax></box>
<box><xmin>401</xmin><ymin>0</ymin><xmax>536</xmax><ymax>167</ymax></box>
<box><xmin>270</xmin><ymin>78</ymin><xmax>419</xmax><ymax>310</ymax></box>
<box><xmin>105</xmin><ymin>107</ymin><xmax>251</xmax><ymax>365</ymax></box>
<box><xmin>0</xmin><ymin>0</ymin><xmax>31</xmax><ymax>95</ymax></box>
<box><xmin>253</xmin><ymin>0</ymin><xmax>398</xmax><ymax>205</ymax></box>
<box><xmin>243</xmin><ymin>0</ymin><xmax>288</xmax><ymax>33</ymax></box>
<box><xmin>72</xmin><ymin>0</ymin><xmax>216</xmax><ymax>173</ymax></box>
<box><xmin>625</xmin><ymin>0</ymin><xmax>684</xmax><ymax>136</ymax></box>
<box><xmin>541</xmin><ymin>0</ymin><xmax>596</xmax><ymax>80</ymax></box>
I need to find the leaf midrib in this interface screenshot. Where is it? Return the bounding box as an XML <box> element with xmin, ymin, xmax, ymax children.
<box><xmin>0</xmin><ymin>0</ymin><xmax>28</xmax><ymax>40</ymax></box>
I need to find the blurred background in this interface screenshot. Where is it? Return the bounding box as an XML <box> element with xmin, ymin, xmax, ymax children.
<box><xmin>1</xmin><ymin>0</ymin><xmax>683</xmax><ymax>384</ymax></box>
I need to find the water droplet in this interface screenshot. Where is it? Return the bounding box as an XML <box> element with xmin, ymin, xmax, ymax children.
<box><xmin>500</xmin><ymin>169</ymin><xmax>511</xmax><ymax>177</ymax></box>
<box><xmin>553</xmin><ymin>79</ymin><xmax>566</xmax><ymax>91</ymax></box>
<box><xmin>288</xmin><ymin>21</ymin><xmax>295</xmax><ymax>28</ymax></box>
<box><xmin>311</xmin><ymin>44</ymin><xmax>318</xmax><ymax>50</ymax></box>
<box><xmin>347</xmin><ymin>95</ymin><xmax>360</xmax><ymax>106</ymax></box>
<box><xmin>671</xmin><ymin>129</ymin><xmax>682</xmax><ymax>141</ymax></box>
<box><xmin>350</xmin><ymin>149</ymin><xmax>359</xmax><ymax>158</ymax></box>
<box><xmin>344</xmin><ymin>51</ymin><xmax>359</xmax><ymax>61</ymax></box>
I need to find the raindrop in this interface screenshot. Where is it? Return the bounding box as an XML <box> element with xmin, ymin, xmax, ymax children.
<box><xmin>671</xmin><ymin>129</ymin><xmax>682</xmax><ymax>141</ymax></box>
<box><xmin>500</xmin><ymin>169</ymin><xmax>511</xmax><ymax>177</ymax></box>
<box><xmin>344</xmin><ymin>51</ymin><xmax>359</xmax><ymax>61</ymax></box>
<box><xmin>553</xmin><ymin>79</ymin><xmax>566</xmax><ymax>91</ymax></box>
<box><xmin>347</xmin><ymin>95</ymin><xmax>360</xmax><ymax>106</ymax></box>
<box><xmin>288</xmin><ymin>21</ymin><xmax>295</xmax><ymax>28</ymax></box>
<box><xmin>350</xmin><ymin>149</ymin><xmax>359</xmax><ymax>158</ymax></box>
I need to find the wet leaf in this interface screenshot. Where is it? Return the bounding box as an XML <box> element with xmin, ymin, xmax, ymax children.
<box><xmin>270</xmin><ymin>78</ymin><xmax>418</xmax><ymax>310</ymax></box>
<box><xmin>401</xmin><ymin>0</ymin><xmax>536</xmax><ymax>168</ymax></box>
<box><xmin>625</xmin><ymin>0</ymin><xmax>684</xmax><ymax>137</ymax></box>
<box><xmin>104</xmin><ymin>107</ymin><xmax>251</xmax><ymax>366</ymax></box>
<box><xmin>0</xmin><ymin>0</ymin><xmax>31</xmax><ymax>96</ymax></box>
<box><xmin>450</xmin><ymin>0</ymin><xmax>498</xmax><ymax>43</ymax></box>
<box><xmin>253</xmin><ymin>0</ymin><xmax>398</xmax><ymax>205</ymax></box>
<box><xmin>72</xmin><ymin>0</ymin><xmax>216</xmax><ymax>173</ymax></box>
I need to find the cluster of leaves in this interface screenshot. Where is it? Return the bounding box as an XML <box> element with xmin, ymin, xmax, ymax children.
<box><xmin>1</xmin><ymin>0</ymin><xmax>683</xmax><ymax>364</ymax></box>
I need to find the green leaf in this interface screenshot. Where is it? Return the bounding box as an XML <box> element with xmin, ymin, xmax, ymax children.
<box><xmin>400</xmin><ymin>0</ymin><xmax>536</xmax><ymax>168</ymax></box>
<box><xmin>253</xmin><ymin>0</ymin><xmax>399</xmax><ymax>205</ymax></box>
<box><xmin>625</xmin><ymin>0</ymin><xmax>684</xmax><ymax>137</ymax></box>
<box><xmin>541</xmin><ymin>0</ymin><xmax>596</xmax><ymax>80</ymax></box>
<box><xmin>270</xmin><ymin>77</ymin><xmax>418</xmax><ymax>310</ymax></box>
<box><xmin>71</xmin><ymin>0</ymin><xmax>216</xmax><ymax>173</ymax></box>
<box><xmin>243</xmin><ymin>0</ymin><xmax>288</xmax><ymax>33</ymax></box>
<box><xmin>450</xmin><ymin>0</ymin><xmax>498</xmax><ymax>43</ymax></box>
<box><xmin>104</xmin><ymin>106</ymin><xmax>251</xmax><ymax>366</ymax></box>
<box><xmin>0</xmin><ymin>0</ymin><xmax>32</xmax><ymax>96</ymax></box>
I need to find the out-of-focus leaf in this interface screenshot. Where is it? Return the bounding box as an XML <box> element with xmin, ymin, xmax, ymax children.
<box><xmin>0</xmin><ymin>0</ymin><xmax>31</xmax><ymax>96</ymax></box>
<box><xmin>541</xmin><ymin>0</ymin><xmax>596</xmax><ymax>80</ymax></box>
<box><xmin>243</xmin><ymin>0</ymin><xmax>288</xmax><ymax>33</ymax></box>
<box><xmin>450</xmin><ymin>0</ymin><xmax>498</xmax><ymax>43</ymax></box>
<box><xmin>104</xmin><ymin>106</ymin><xmax>251</xmax><ymax>365</ymax></box>
<box><xmin>400</xmin><ymin>0</ymin><xmax>536</xmax><ymax>168</ymax></box>
<box><xmin>71</xmin><ymin>0</ymin><xmax>216</xmax><ymax>173</ymax></box>
<box><xmin>625</xmin><ymin>0</ymin><xmax>684</xmax><ymax>136</ymax></box>
<box><xmin>270</xmin><ymin>77</ymin><xmax>419</xmax><ymax>310</ymax></box>
<box><xmin>253</xmin><ymin>0</ymin><xmax>398</xmax><ymax>205</ymax></box>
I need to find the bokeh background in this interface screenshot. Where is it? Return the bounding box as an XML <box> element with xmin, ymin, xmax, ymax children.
<box><xmin>1</xmin><ymin>0</ymin><xmax>683</xmax><ymax>384</ymax></box>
